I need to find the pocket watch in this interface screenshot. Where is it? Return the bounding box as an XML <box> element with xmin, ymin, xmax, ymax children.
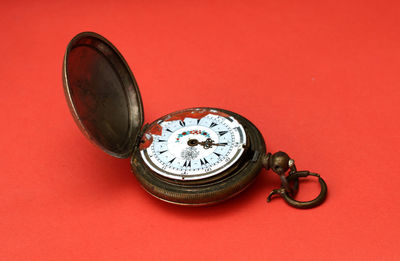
<box><xmin>62</xmin><ymin>32</ymin><xmax>327</xmax><ymax>208</ymax></box>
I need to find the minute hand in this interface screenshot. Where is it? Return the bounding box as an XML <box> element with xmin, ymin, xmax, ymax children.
<box><xmin>199</xmin><ymin>138</ymin><xmax>227</xmax><ymax>149</ymax></box>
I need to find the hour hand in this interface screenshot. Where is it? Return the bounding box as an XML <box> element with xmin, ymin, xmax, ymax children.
<box><xmin>188</xmin><ymin>138</ymin><xmax>227</xmax><ymax>149</ymax></box>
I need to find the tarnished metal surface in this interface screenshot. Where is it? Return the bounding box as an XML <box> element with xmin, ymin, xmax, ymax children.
<box><xmin>63</xmin><ymin>32</ymin><xmax>328</xmax><ymax>208</ymax></box>
<box><xmin>264</xmin><ymin>152</ymin><xmax>328</xmax><ymax>209</ymax></box>
<box><xmin>130</xmin><ymin>107</ymin><xmax>266</xmax><ymax>206</ymax></box>
<box><xmin>63</xmin><ymin>32</ymin><xmax>143</xmax><ymax>158</ymax></box>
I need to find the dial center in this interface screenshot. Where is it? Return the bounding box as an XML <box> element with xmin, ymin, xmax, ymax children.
<box><xmin>187</xmin><ymin>139</ymin><xmax>199</xmax><ymax>147</ymax></box>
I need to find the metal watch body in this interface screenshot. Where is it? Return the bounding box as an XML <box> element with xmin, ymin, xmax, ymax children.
<box><xmin>62</xmin><ymin>32</ymin><xmax>327</xmax><ymax>209</ymax></box>
<box><xmin>131</xmin><ymin>107</ymin><xmax>266</xmax><ymax>206</ymax></box>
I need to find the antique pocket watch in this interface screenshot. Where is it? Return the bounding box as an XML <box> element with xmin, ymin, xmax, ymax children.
<box><xmin>63</xmin><ymin>32</ymin><xmax>327</xmax><ymax>208</ymax></box>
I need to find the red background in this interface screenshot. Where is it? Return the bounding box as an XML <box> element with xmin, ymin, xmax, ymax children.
<box><xmin>1</xmin><ymin>1</ymin><xmax>399</xmax><ymax>260</ymax></box>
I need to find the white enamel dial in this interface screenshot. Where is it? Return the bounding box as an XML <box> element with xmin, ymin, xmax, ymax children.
<box><xmin>140</xmin><ymin>109</ymin><xmax>247</xmax><ymax>181</ymax></box>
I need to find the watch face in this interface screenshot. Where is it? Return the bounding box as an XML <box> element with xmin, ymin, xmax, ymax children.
<box><xmin>140</xmin><ymin>108</ymin><xmax>247</xmax><ymax>181</ymax></box>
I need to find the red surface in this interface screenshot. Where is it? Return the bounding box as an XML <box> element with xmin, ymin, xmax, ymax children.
<box><xmin>1</xmin><ymin>1</ymin><xmax>399</xmax><ymax>260</ymax></box>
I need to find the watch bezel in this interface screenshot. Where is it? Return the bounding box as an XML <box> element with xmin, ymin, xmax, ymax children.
<box><xmin>131</xmin><ymin>107</ymin><xmax>266</xmax><ymax>206</ymax></box>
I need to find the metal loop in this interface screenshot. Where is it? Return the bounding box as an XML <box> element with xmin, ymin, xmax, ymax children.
<box><xmin>267</xmin><ymin>172</ymin><xmax>327</xmax><ymax>209</ymax></box>
<box><xmin>278</xmin><ymin>172</ymin><xmax>300</xmax><ymax>197</ymax></box>
<box><xmin>264</xmin><ymin>152</ymin><xmax>327</xmax><ymax>209</ymax></box>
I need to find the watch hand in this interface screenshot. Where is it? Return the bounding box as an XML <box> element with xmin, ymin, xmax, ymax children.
<box><xmin>188</xmin><ymin>138</ymin><xmax>226</xmax><ymax>149</ymax></box>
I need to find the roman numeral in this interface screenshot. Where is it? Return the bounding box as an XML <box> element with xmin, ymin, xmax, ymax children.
<box><xmin>210</xmin><ymin>122</ymin><xmax>217</xmax><ymax>128</ymax></box>
<box><xmin>200</xmin><ymin>158</ymin><xmax>209</xmax><ymax>165</ymax></box>
<box><xmin>183</xmin><ymin>160</ymin><xmax>191</xmax><ymax>167</ymax></box>
<box><xmin>169</xmin><ymin>158</ymin><xmax>176</xmax><ymax>163</ymax></box>
<box><xmin>213</xmin><ymin>152</ymin><xmax>221</xmax><ymax>157</ymax></box>
<box><xmin>179</xmin><ymin>120</ymin><xmax>185</xmax><ymax>127</ymax></box>
<box><xmin>218</xmin><ymin>131</ymin><xmax>228</xmax><ymax>136</ymax></box>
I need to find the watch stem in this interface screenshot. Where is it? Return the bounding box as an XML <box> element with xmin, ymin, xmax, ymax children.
<box><xmin>262</xmin><ymin>151</ymin><xmax>292</xmax><ymax>175</ymax></box>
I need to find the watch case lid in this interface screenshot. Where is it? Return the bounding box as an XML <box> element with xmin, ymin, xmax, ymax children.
<box><xmin>63</xmin><ymin>32</ymin><xmax>144</xmax><ymax>158</ymax></box>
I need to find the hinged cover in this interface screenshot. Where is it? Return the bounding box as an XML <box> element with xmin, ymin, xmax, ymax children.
<box><xmin>63</xmin><ymin>32</ymin><xmax>144</xmax><ymax>158</ymax></box>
